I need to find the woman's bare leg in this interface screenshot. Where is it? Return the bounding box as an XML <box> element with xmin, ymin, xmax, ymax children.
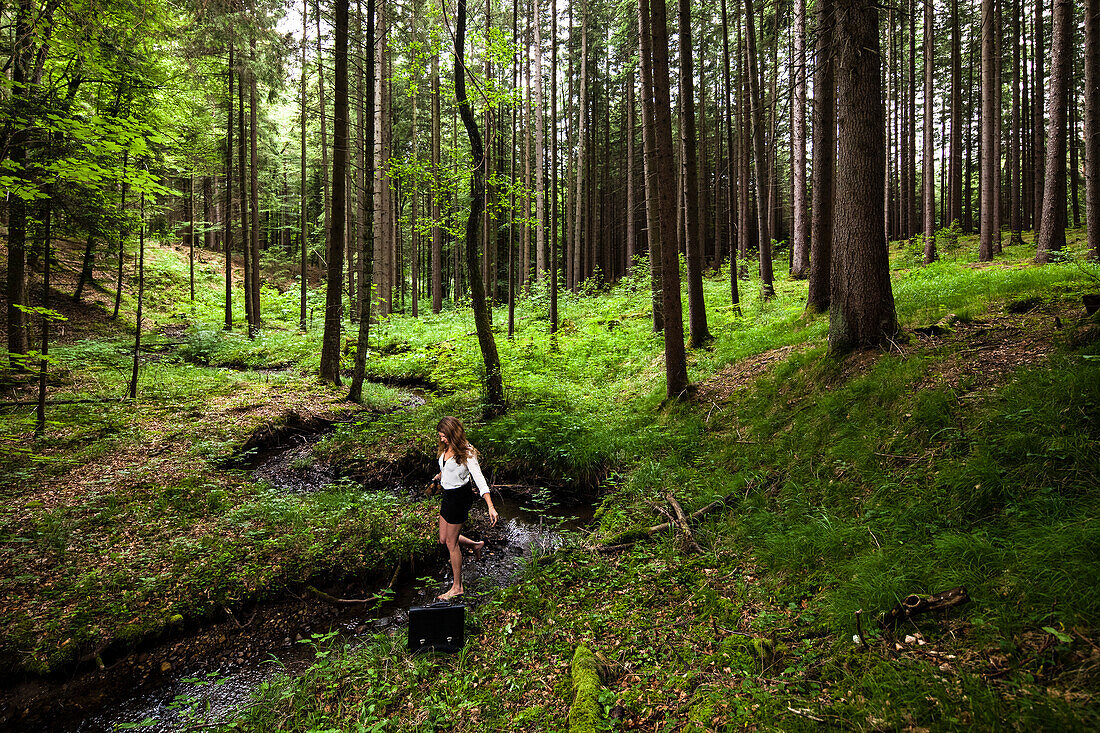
<box><xmin>457</xmin><ymin>534</ymin><xmax>485</xmax><ymax>559</ymax></box>
<box><xmin>438</xmin><ymin>517</ymin><xmax>464</xmax><ymax>599</ymax></box>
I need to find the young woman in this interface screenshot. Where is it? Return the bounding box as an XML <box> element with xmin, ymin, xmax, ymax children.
<box><xmin>433</xmin><ymin>416</ymin><xmax>498</xmax><ymax>601</ymax></box>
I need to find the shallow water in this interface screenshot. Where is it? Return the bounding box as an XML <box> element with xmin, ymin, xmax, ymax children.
<box><xmin>63</xmin><ymin>499</ymin><xmax>585</xmax><ymax>733</ymax></box>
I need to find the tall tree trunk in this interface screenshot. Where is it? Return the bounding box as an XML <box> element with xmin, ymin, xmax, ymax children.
<box><xmin>573</xmin><ymin>2</ymin><xmax>588</xmax><ymax>293</ymax></box>
<box><xmin>534</xmin><ymin>0</ymin><xmax>547</xmax><ymax>281</ymax></box>
<box><xmin>238</xmin><ymin>69</ymin><xmax>253</xmax><ymax>328</ymax></box>
<box><xmin>744</xmin><ymin>0</ymin><xmax>774</xmax><ymax>299</ymax></box>
<box><xmin>829</xmin><ymin>0</ymin><xmax>897</xmax><ymax>351</ymax></box>
<box><xmin>320</xmin><ymin>0</ymin><xmax>350</xmax><ymax>384</ymax></box>
<box><xmin>34</xmin><ymin>180</ymin><xmax>52</xmax><ymax>437</ymax></box>
<box><xmin>965</xmin><ymin>37</ymin><xmax>975</xmax><ymax>232</ymax></box>
<box><xmin>6</xmin><ymin>0</ymin><xmax>32</xmax><ymax>365</ymax></box>
<box><xmin>899</xmin><ymin>8</ymin><xmax>911</xmax><ymax>239</ymax></box>
<box><xmin>1036</xmin><ymin>0</ymin><xmax>1073</xmax><ymax>262</ymax></box>
<box><xmin>1033</xmin><ymin>0</ymin><xmax>1046</xmax><ymax>230</ymax></box>
<box><xmin>455</xmin><ymin>0</ymin><xmax>505</xmax><ymax>413</ymax></box>
<box><xmin>317</xmin><ymin>0</ymin><xmax>332</xmax><ymax>271</ymax></box>
<box><xmin>949</xmin><ymin>0</ymin><xmax>963</xmax><ymax>226</ymax></box>
<box><xmin>74</xmin><ymin>234</ymin><xmax>95</xmax><ymax>302</ymax></box>
<box><xmin>188</xmin><ymin>175</ymin><xmax>196</xmax><ymax>301</ymax></box>
<box><xmin>249</xmin><ymin>5</ymin><xmax>261</xmax><ymax>329</ymax></box>
<box><xmin>807</xmin><ymin>0</ymin><xmax>835</xmax><ymax>313</ymax></box>
<box><xmin>908</xmin><ymin>0</ymin><xmax>917</xmax><ymax>239</ymax></box>
<box><xmin>641</xmin><ymin>0</ymin><xmax>689</xmax><ymax>398</ymax></box>
<box><xmin>626</xmin><ymin>79</ymin><xmax>636</xmax><ymax>270</ymax></box>
<box><xmin>923</xmin><ymin>0</ymin><xmax>937</xmax><ymax>263</ymax></box>
<box><xmin>1071</xmin><ymin>93</ymin><xmax>1082</xmax><ymax>228</ymax></box>
<box><xmin>225</xmin><ymin>49</ymin><xmax>234</xmax><ymax>330</ymax></box>
<box><xmin>129</xmin><ymin>189</ymin><xmax>146</xmax><ymax>399</ymax></box>
<box><xmin>679</xmin><ymin>0</ymin><xmax>710</xmax><ymax>346</ymax></box>
<box><xmin>411</xmin><ymin>81</ymin><xmax>420</xmax><ymax>317</ymax></box>
<box><xmin>720</xmin><ymin>0</ymin><xmax>740</xmax><ymax>309</ymax></box>
<box><xmin>1010</xmin><ymin>0</ymin><xmax>1023</xmax><ymax>244</ymax></box>
<box><xmin>790</xmin><ymin>0</ymin><xmax>809</xmax><ymax>278</ymax></box>
<box><xmin>639</xmin><ymin>0</ymin><xmax>664</xmax><ymax>332</ymax></box>
<box><xmin>350</xmin><ymin>0</ymin><xmax>377</xmax><ymax>402</ymax></box>
<box><xmin>431</xmin><ymin>53</ymin><xmax>443</xmax><ymax>313</ymax></box>
<box><xmin>1086</xmin><ymin>0</ymin><xmax>1100</xmax><ymax>260</ymax></box>
<box><xmin>508</xmin><ymin>0</ymin><xmax>518</xmax><ymax>336</ymax></box>
<box><xmin>980</xmin><ymin>0</ymin><xmax>999</xmax><ymax>260</ymax></box>
<box><xmin>550</xmin><ymin>0</ymin><xmax>559</xmax><ymax>331</ymax></box>
<box><xmin>300</xmin><ymin>0</ymin><xmax>309</xmax><ymax>331</ymax></box>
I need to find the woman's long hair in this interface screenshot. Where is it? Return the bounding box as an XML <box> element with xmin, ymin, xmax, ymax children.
<box><xmin>436</xmin><ymin>416</ymin><xmax>475</xmax><ymax>464</ymax></box>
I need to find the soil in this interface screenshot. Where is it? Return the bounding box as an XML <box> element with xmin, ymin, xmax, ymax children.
<box><xmin>694</xmin><ymin>299</ymin><xmax>1096</xmax><ymax>406</ymax></box>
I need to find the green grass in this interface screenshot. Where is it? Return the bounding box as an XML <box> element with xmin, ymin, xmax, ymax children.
<box><xmin>3</xmin><ymin>231</ymin><xmax>1099</xmax><ymax>728</ymax></box>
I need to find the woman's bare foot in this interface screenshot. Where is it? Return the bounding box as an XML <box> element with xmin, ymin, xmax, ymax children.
<box><xmin>473</xmin><ymin>540</ymin><xmax>485</xmax><ymax>561</ymax></box>
<box><xmin>438</xmin><ymin>587</ymin><xmax>464</xmax><ymax>601</ymax></box>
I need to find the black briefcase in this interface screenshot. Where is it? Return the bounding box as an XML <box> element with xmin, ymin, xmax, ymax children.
<box><xmin>408</xmin><ymin>602</ymin><xmax>465</xmax><ymax>654</ymax></box>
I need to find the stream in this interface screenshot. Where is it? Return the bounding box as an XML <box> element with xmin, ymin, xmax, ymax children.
<box><xmin>8</xmin><ymin>408</ymin><xmax>592</xmax><ymax>733</ymax></box>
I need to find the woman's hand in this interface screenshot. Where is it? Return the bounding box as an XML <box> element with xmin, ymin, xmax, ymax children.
<box><xmin>485</xmin><ymin>497</ymin><xmax>499</xmax><ymax>527</ymax></box>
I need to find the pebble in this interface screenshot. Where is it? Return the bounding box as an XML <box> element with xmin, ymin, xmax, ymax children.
<box><xmin>160</xmin><ymin>662</ymin><xmax>172</xmax><ymax>673</ymax></box>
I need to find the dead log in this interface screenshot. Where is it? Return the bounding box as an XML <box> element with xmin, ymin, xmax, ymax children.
<box><xmin>880</xmin><ymin>586</ymin><xmax>970</xmax><ymax>631</ymax></box>
<box><xmin>666</xmin><ymin>493</ymin><xmax>703</xmax><ymax>553</ymax></box>
<box><xmin>595</xmin><ymin>490</ymin><xmax>738</xmax><ymax>550</ymax></box>
<box><xmin>305</xmin><ymin>585</ymin><xmax>375</xmax><ymax>606</ymax></box>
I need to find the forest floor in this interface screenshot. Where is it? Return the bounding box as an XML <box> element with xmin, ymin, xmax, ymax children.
<box><xmin>1</xmin><ymin>232</ymin><xmax>1099</xmax><ymax>730</ymax></box>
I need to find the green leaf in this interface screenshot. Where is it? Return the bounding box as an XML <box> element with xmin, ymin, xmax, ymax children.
<box><xmin>1042</xmin><ymin>626</ymin><xmax>1073</xmax><ymax>644</ymax></box>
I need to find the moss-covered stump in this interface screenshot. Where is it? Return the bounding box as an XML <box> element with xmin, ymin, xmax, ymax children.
<box><xmin>568</xmin><ymin>644</ymin><xmax>603</xmax><ymax>733</ymax></box>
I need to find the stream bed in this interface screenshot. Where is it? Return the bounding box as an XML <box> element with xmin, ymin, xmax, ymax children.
<box><xmin>8</xmin><ymin>408</ymin><xmax>592</xmax><ymax>732</ymax></box>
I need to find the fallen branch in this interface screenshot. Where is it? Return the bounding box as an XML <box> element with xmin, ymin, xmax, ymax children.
<box><xmin>666</xmin><ymin>493</ymin><xmax>704</xmax><ymax>554</ymax></box>
<box><xmin>881</xmin><ymin>586</ymin><xmax>970</xmax><ymax>631</ymax></box>
<box><xmin>595</xmin><ymin>490</ymin><xmax>739</xmax><ymax>550</ymax></box>
<box><xmin>305</xmin><ymin>585</ymin><xmax>375</xmax><ymax>606</ymax></box>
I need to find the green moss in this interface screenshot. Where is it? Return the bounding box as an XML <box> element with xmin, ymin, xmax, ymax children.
<box><xmin>568</xmin><ymin>644</ymin><xmax>603</xmax><ymax>733</ymax></box>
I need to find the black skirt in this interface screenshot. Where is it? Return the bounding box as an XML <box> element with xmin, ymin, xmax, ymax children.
<box><xmin>439</xmin><ymin>483</ymin><xmax>476</xmax><ymax>524</ymax></box>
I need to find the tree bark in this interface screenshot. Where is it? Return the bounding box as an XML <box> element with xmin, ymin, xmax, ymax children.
<box><xmin>744</xmin><ymin>0</ymin><xmax>773</xmax><ymax>299</ymax></box>
<box><xmin>829</xmin><ymin>0</ymin><xmax>897</xmax><ymax>352</ymax></box>
<box><xmin>6</xmin><ymin>0</ymin><xmax>32</xmax><ymax>364</ymax></box>
<box><xmin>949</xmin><ymin>0</ymin><xmax>963</xmax><ymax>227</ymax></box>
<box><xmin>534</xmin><ymin>0</ymin><xmax>547</xmax><ymax>281</ymax></box>
<box><xmin>720</xmin><ymin>0</ymin><xmax>740</xmax><ymax>310</ymax></box>
<box><xmin>922</xmin><ymin>0</ymin><xmax>937</xmax><ymax>263</ymax></box>
<box><xmin>431</xmin><ymin>53</ymin><xmax>443</xmax><ymax>313</ymax></box>
<box><xmin>980</xmin><ymin>0</ymin><xmax>999</xmax><ymax>260</ymax></box>
<box><xmin>225</xmin><ymin>49</ymin><xmax>234</xmax><ymax>330</ymax></box>
<box><xmin>300</xmin><ymin>0</ymin><xmax>309</xmax><ymax>331</ymax></box>
<box><xmin>642</xmin><ymin>0</ymin><xmax>689</xmax><ymax>398</ymax></box>
<box><xmin>679</xmin><ymin>0</ymin><xmax>710</xmax><ymax>346</ymax></box>
<box><xmin>320</xmin><ymin>0</ymin><xmax>349</xmax><ymax>384</ymax></box>
<box><xmin>790</xmin><ymin>0</ymin><xmax>809</xmax><ymax>279</ymax></box>
<box><xmin>638</xmin><ymin>0</ymin><xmax>664</xmax><ymax>332</ymax></box>
<box><xmin>1033</xmin><ymin>0</ymin><xmax>1046</xmax><ymax>231</ymax></box>
<box><xmin>1087</xmin><ymin>0</ymin><xmax>1100</xmax><ymax>260</ymax></box>
<box><xmin>1036</xmin><ymin>0</ymin><xmax>1073</xmax><ymax>262</ymax></box>
<box><xmin>456</xmin><ymin>0</ymin><xmax>505</xmax><ymax>413</ymax></box>
<box><xmin>129</xmin><ymin>189</ymin><xmax>146</xmax><ymax>399</ymax></box>
<box><xmin>238</xmin><ymin>68</ymin><xmax>252</xmax><ymax>328</ymax></box>
<box><xmin>249</xmin><ymin>7</ymin><xmax>261</xmax><ymax>329</ymax></box>
<box><xmin>349</xmin><ymin>0</ymin><xmax>377</xmax><ymax>403</ymax></box>
<box><xmin>806</xmin><ymin>0</ymin><xmax>835</xmax><ymax>313</ymax></box>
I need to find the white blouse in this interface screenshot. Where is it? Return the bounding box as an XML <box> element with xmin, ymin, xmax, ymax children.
<box><xmin>438</xmin><ymin>449</ymin><xmax>491</xmax><ymax>496</ymax></box>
